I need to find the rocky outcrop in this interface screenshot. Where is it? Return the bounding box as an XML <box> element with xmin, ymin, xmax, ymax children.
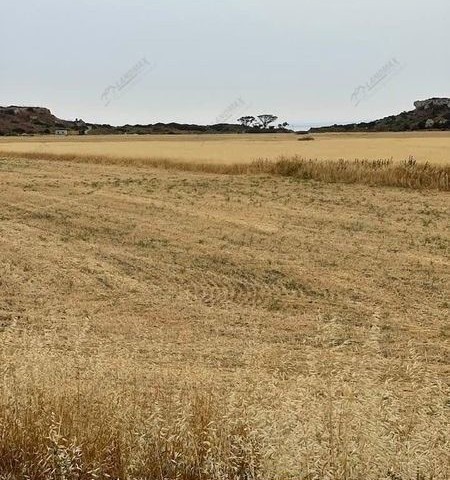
<box><xmin>414</xmin><ymin>98</ymin><xmax>450</xmax><ymax>110</ymax></box>
<box><xmin>0</xmin><ymin>106</ymin><xmax>73</xmax><ymax>135</ymax></box>
<box><xmin>310</xmin><ymin>98</ymin><xmax>450</xmax><ymax>133</ymax></box>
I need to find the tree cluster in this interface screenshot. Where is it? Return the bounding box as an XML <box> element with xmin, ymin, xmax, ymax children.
<box><xmin>237</xmin><ymin>114</ymin><xmax>288</xmax><ymax>129</ymax></box>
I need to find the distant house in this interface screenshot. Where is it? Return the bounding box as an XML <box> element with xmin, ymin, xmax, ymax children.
<box><xmin>55</xmin><ymin>129</ymin><xmax>68</xmax><ymax>136</ymax></box>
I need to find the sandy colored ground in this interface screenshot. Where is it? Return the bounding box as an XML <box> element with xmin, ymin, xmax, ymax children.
<box><xmin>0</xmin><ymin>131</ymin><xmax>449</xmax><ymax>164</ymax></box>
<box><xmin>0</xmin><ymin>155</ymin><xmax>449</xmax><ymax>477</ymax></box>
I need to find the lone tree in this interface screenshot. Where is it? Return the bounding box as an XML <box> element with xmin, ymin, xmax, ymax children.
<box><xmin>237</xmin><ymin>116</ymin><xmax>256</xmax><ymax>127</ymax></box>
<box><xmin>257</xmin><ymin>114</ymin><xmax>278</xmax><ymax>129</ymax></box>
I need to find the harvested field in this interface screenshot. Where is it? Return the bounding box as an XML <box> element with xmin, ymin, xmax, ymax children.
<box><xmin>0</xmin><ymin>154</ymin><xmax>449</xmax><ymax>478</ymax></box>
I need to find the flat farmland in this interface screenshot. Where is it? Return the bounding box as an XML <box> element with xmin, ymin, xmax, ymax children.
<box><xmin>1</xmin><ymin>131</ymin><xmax>450</xmax><ymax>164</ymax></box>
<box><xmin>0</xmin><ymin>153</ymin><xmax>448</xmax><ymax>478</ymax></box>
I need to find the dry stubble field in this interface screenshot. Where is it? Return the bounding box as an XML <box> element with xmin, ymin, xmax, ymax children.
<box><xmin>0</xmin><ymin>142</ymin><xmax>449</xmax><ymax>478</ymax></box>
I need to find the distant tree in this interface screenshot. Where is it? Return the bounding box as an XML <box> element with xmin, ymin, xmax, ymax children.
<box><xmin>257</xmin><ymin>114</ymin><xmax>278</xmax><ymax>129</ymax></box>
<box><xmin>278</xmin><ymin>122</ymin><xmax>289</xmax><ymax>129</ymax></box>
<box><xmin>237</xmin><ymin>116</ymin><xmax>256</xmax><ymax>127</ymax></box>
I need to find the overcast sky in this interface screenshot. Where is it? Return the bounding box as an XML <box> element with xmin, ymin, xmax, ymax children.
<box><xmin>1</xmin><ymin>0</ymin><xmax>448</xmax><ymax>128</ymax></box>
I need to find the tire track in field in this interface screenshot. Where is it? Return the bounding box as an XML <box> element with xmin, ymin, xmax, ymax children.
<box><xmin>181</xmin><ymin>255</ymin><xmax>318</xmax><ymax>311</ymax></box>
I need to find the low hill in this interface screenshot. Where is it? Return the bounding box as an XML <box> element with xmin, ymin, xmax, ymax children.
<box><xmin>0</xmin><ymin>106</ymin><xmax>290</xmax><ymax>136</ymax></box>
<box><xmin>0</xmin><ymin>106</ymin><xmax>75</xmax><ymax>136</ymax></box>
<box><xmin>310</xmin><ymin>98</ymin><xmax>450</xmax><ymax>133</ymax></box>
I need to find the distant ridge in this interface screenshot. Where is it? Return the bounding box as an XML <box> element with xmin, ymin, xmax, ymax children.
<box><xmin>0</xmin><ymin>106</ymin><xmax>291</xmax><ymax>136</ymax></box>
<box><xmin>310</xmin><ymin>98</ymin><xmax>450</xmax><ymax>133</ymax></box>
<box><xmin>1</xmin><ymin>99</ymin><xmax>449</xmax><ymax>136</ymax></box>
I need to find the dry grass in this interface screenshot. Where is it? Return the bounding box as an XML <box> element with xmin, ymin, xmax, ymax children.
<box><xmin>0</xmin><ymin>155</ymin><xmax>449</xmax><ymax>478</ymax></box>
<box><xmin>1</xmin><ymin>131</ymin><xmax>450</xmax><ymax>164</ymax></box>
<box><xmin>0</xmin><ymin>150</ymin><xmax>449</xmax><ymax>190</ymax></box>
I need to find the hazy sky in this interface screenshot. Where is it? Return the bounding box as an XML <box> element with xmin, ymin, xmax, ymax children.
<box><xmin>1</xmin><ymin>0</ymin><xmax>448</xmax><ymax>127</ymax></box>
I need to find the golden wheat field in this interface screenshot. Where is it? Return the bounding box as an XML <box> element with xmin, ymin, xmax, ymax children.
<box><xmin>0</xmin><ymin>148</ymin><xmax>449</xmax><ymax>478</ymax></box>
<box><xmin>1</xmin><ymin>131</ymin><xmax>450</xmax><ymax>164</ymax></box>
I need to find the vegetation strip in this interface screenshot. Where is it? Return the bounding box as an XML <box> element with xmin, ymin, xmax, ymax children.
<box><xmin>1</xmin><ymin>151</ymin><xmax>449</xmax><ymax>190</ymax></box>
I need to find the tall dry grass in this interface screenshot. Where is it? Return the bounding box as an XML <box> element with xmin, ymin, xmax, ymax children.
<box><xmin>1</xmin><ymin>150</ymin><xmax>449</xmax><ymax>190</ymax></box>
<box><xmin>1</xmin><ymin>319</ymin><xmax>448</xmax><ymax>479</ymax></box>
